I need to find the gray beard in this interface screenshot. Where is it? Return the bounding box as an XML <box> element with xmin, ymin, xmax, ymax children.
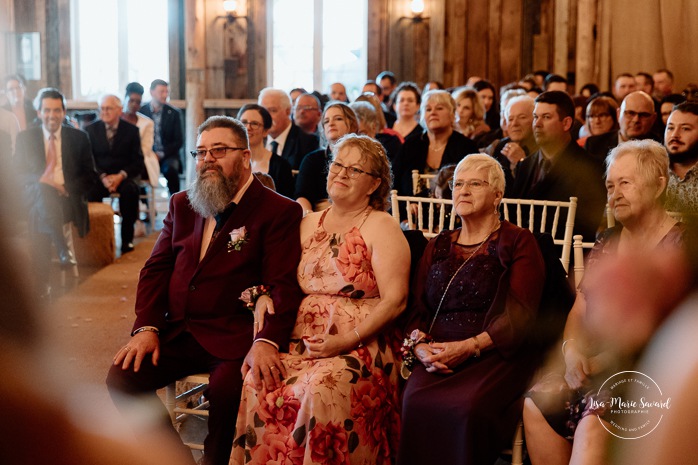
<box><xmin>187</xmin><ymin>163</ymin><xmax>241</xmax><ymax>218</ymax></box>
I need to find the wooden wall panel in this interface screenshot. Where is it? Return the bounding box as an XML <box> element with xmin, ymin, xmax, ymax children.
<box><xmin>487</xmin><ymin>0</ymin><xmax>502</xmax><ymax>86</ymax></box>
<box><xmin>443</xmin><ymin>0</ymin><xmax>463</xmax><ymax>87</ymax></box>
<box><xmin>0</xmin><ymin>0</ymin><xmax>13</xmax><ymax>85</ymax></box>
<box><xmin>205</xmin><ymin>2</ymin><xmax>226</xmax><ymax>99</ymax></box>
<box><xmin>367</xmin><ymin>0</ymin><xmax>389</xmax><ymax>80</ymax></box>
<box><xmin>169</xmin><ymin>0</ymin><xmax>184</xmax><ymax>98</ymax></box>
<box><xmin>465</xmin><ymin>0</ymin><xmax>488</xmax><ymax>81</ymax></box>
<box><xmin>575</xmin><ymin>0</ymin><xmax>596</xmax><ymax>89</ymax></box>
<box><xmin>57</xmin><ymin>0</ymin><xmax>72</xmax><ymax>97</ymax></box>
<box><xmin>427</xmin><ymin>0</ymin><xmax>445</xmax><ymax>85</ymax></box>
<box><xmin>249</xmin><ymin>0</ymin><xmax>266</xmax><ymax>96</ymax></box>
<box><xmin>553</xmin><ymin>0</ymin><xmax>569</xmax><ymax>77</ymax></box>
<box><xmin>532</xmin><ymin>0</ymin><xmax>554</xmax><ymax>74</ymax></box>
<box><xmin>500</xmin><ymin>0</ymin><xmax>523</xmax><ymax>86</ymax></box>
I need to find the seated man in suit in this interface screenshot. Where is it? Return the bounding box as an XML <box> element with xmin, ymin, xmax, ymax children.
<box><xmin>139</xmin><ymin>79</ymin><xmax>183</xmax><ymax>195</ymax></box>
<box><xmin>14</xmin><ymin>88</ymin><xmax>97</xmax><ymax>294</ymax></box>
<box><xmin>258</xmin><ymin>87</ymin><xmax>320</xmax><ymax>170</ymax></box>
<box><xmin>511</xmin><ymin>91</ymin><xmax>606</xmax><ymax>242</ymax></box>
<box><xmin>585</xmin><ymin>91</ymin><xmax>659</xmax><ymax>166</ymax></box>
<box><xmin>86</xmin><ymin>94</ymin><xmax>144</xmax><ymax>253</ymax></box>
<box><xmin>107</xmin><ymin>116</ymin><xmax>304</xmax><ymax>465</ymax></box>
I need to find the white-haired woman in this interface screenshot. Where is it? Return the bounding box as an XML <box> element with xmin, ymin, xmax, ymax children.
<box><xmin>398</xmin><ymin>154</ymin><xmax>546</xmax><ymax>465</ymax></box>
<box><xmin>523</xmin><ymin>139</ymin><xmax>685</xmax><ymax>465</ymax></box>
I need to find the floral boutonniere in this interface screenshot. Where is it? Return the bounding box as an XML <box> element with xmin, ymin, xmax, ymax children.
<box><xmin>227</xmin><ymin>226</ymin><xmax>248</xmax><ymax>252</ymax></box>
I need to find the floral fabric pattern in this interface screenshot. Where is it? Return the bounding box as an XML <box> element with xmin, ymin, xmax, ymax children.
<box><xmin>230</xmin><ymin>210</ymin><xmax>400</xmax><ymax>465</ymax></box>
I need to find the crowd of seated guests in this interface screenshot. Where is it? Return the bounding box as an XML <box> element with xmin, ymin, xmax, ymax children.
<box><xmin>5</xmin><ymin>65</ymin><xmax>698</xmax><ymax>465</ymax></box>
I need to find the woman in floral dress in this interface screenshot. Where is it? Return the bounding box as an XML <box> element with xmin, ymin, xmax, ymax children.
<box><xmin>230</xmin><ymin>134</ymin><xmax>410</xmax><ymax>465</ymax></box>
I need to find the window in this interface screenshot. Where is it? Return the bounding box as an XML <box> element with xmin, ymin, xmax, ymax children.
<box><xmin>70</xmin><ymin>0</ymin><xmax>169</xmax><ymax>101</ymax></box>
<box><xmin>270</xmin><ymin>0</ymin><xmax>367</xmax><ymax>100</ymax></box>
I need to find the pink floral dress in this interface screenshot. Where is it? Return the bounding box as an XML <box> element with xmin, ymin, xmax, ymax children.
<box><xmin>230</xmin><ymin>207</ymin><xmax>401</xmax><ymax>465</ymax></box>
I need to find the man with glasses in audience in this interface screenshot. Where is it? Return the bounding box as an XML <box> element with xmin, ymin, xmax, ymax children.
<box><xmin>107</xmin><ymin>115</ymin><xmax>303</xmax><ymax>465</ymax></box>
<box><xmin>585</xmin><ymin>91</ymin><xmax>660</xmax><ymax>165</ymax></box>
<box><xmin>258</xmin><ymin>87</ymin><xmax>319</xmax><ymax>170</ymax></box>
<box><xmin>86</xmin><ymin>94</ymin><xmax>144</xmax><ymax>254</ymax></box>
<box><xmin>293</xmin><ymin>92</ymin><xmax>322</xmax><ymax>137</ymax></box>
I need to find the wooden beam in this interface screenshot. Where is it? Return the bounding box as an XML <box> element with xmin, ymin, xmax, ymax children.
<box><xmin>0</xmin><ymin>0</ymin><xmax>14</xmax><ymax>83</ymax></box>
<box><xmin>57</xmin><ymin>0</ymin><xmax>72</xmax><ymax>98</ymax></box>
<box><xmin>428</xmin><ymin>0</ymin><xmax>445</xmax><ymax>86</ymax></box>
<box><xmin>595</xmin><ymin>0</ymin><xmax>612</xmax><ymax>90</ymax></box>
<box><xmin>500</xmin><ymin>0</ymin><xmax>523</xmax><ymax>86</ymax></box>
<box><xmin>205</xmin><ymin>1</ymin><xmax>225</xmax><ymax>99</ymax></box>
<box><xmin>553</xmin><ymin>0</ymin><xmax>569</xmax><ymax>76</ymax></box>
<box><xmin>575</xmin><ymin>0</ymin><xmax>596</xmax><ymax>89</ymax></box>
<box><xmin>487</xmin><ymin>0</ymin><xmax>502</xmax><ymax>87</ymax></box>
<box><xmin>367</xmin><ymin>0</ymin><xmax>389</xmax><ymax>79</ymax></box>
<box><xmin>249</xmin><ymin>0</ymin><xmax>266</xmax><ymax>95</ymax></box>
<box><xmin>184</xmin><ymin>0</ymin><xmax>206</xmax><ymax>184</ymax></box>
<box><xmin>444</xmin><ymin>0</ymin><xmax>466</xmax><ymax>87</ymax></box>
<box><xmin>466</xmin><ymin>0</ymin><xmax>488</xmax><ymax>81</ymax></box>
<box><xmin>168</xmin><ymin>0</ymin><xmax>183</xmax><ymax>98</ymax></box>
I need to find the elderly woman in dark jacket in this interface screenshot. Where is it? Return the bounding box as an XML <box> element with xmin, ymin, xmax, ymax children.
<box><xmin>398</xmin><ymin>154</ymin><xmax>546</xmax><ymax>465</ymax></box>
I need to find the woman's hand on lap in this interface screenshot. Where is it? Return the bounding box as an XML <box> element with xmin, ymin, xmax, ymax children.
<box><xmin>304</xmin><ymin>334</ymin><xmax>347</xmax><ymax>358</ymax></box>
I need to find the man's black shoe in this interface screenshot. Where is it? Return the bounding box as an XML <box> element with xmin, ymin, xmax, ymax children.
<box><xmin>121</xmin><ymin>243</ymin><xmax>135</xmax><ymax>254</ymax></box>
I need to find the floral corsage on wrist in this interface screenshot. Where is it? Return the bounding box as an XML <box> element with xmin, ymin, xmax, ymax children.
<box><xmin>400</xmin><ymin>329</ymin><xmax>433</xmax><ymax>379</ymax></box>
<box><xmin>239</xmin><ymin>285</ymin><xmax>271</xmax><ymax>309</ymax></box>
<box><xmin>227</xmin><ymin>226</ymin><xmax>248</xmax><ymax>252</ymax></box>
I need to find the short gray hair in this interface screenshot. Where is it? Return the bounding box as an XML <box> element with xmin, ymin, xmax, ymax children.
<box><xmin>605</xmin><ymin>139</ymin><xmax>669</xmax><ymax>191</ymax></box>
<box><xmin>454</xmin><ymin>153</ymin><xmax>506</xmax><ymax>194</ymax></box>
<box><xmin>505</xmin><ymin>95</ymin><xmax>535</xmax><ymax>121</ymax></box>
<box><xmin>258</xmin><ymin>87</ymin><xmax>292</xmax><ymax>111</ymax></box>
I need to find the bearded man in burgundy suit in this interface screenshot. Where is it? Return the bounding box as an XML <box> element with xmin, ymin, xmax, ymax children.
<box><xmin>107</xmin><ymin>116</ymin><xmax>303</xmax><ymax>465</ymax></box>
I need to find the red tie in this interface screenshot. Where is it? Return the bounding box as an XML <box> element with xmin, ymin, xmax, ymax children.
<box><xmin>40</xmin><ymin>134</ymin><xmax>57</xmax><ymax>184</ymax></box>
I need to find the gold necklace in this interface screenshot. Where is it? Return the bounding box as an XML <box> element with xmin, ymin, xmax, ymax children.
<box><xmin>429</xmin><ymin>142</ymin><xmax>446</xmax><ymax>151</ymax></box>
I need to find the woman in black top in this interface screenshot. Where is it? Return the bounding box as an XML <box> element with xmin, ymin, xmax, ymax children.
<box><xmin>237</xmin><ymin>104</ymin><xmax>295</xmax><ymax>198</ymax></box>
<box><xmin>393</xmin><ymin>90</ymin><xmax>478</xmax><ymax>197</ymax></box>
<box><xmin>295</xmin><ymin>102</ymin><xmax>358</xmax><ymax>213</ymax></box>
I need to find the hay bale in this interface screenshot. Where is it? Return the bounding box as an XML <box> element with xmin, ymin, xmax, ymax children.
<box><xmin>73</xmin><ymin>202</ymin><xmax>115</xmax><ymax>267</ymax></box>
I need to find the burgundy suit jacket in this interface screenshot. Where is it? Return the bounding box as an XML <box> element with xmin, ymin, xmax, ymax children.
<box><xmin>132</xmin><ymin>177</ymin><xmax>304</xmax><ymax>360</ymax></box>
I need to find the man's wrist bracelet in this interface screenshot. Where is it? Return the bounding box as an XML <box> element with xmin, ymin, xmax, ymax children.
<box><xmin>471</xmin><ymin>336</ymin><xmax>481</xmax><ymax>358</ymax></box>
<box><xmin>133</xmin><ymin>326</ymin><xmax>159</xmax><ymax>336</ymax></box>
